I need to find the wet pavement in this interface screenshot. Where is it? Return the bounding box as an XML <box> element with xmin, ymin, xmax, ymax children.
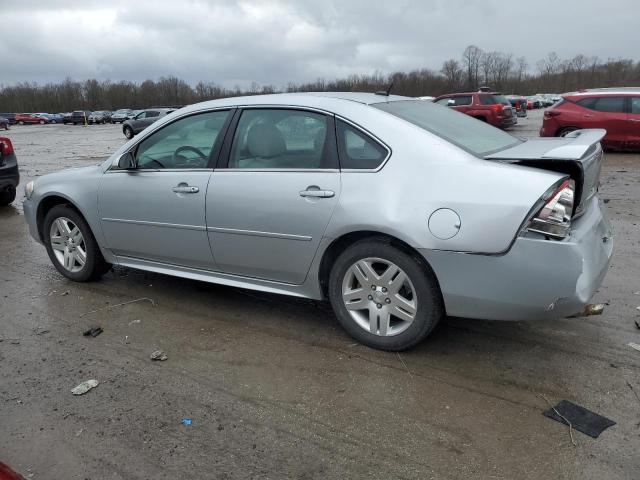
<box><xmin>0</xmin><ymin>112</ymin><xmax>639</xmax><ymax>479</ymax></box>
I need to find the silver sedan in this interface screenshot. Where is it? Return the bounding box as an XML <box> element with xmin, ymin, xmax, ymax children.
<box><xmin>23</xmin><ymin>92</ymin><xmax>613</xmax><ymax>350</ymax></box>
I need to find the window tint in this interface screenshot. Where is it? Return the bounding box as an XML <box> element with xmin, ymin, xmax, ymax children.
<box><xmin>577</xmin><ymin>96</ymin><xmax>625</xmax><ymax>113</ymax></box>
<box><xmin>373</xmin><ymin>100</ymin><xmax>521</xmax><ymax>157</ymax></box>
<box><xmin>631</xmin><ymin>97</ymin><xmax>640</xmax><ymax>114</ymax></box>
<box><xmin>135</xmin><ymin>112</ymin><xmax>147</xmax><ymax>120</ymax></box>
<box><xmin>135</xmin><ymin>110</ymin><xmax>230</xmax><ymax>169</ymax></box>
<box><xmin>228</xmin><ymin>109</ymin><xmax>330</xmax><ymax>169</ymax></box>
<box><xmin>146</xmin><ymin>111</ymin><xmax>160</xmax><ymax>118</ymax></box>
<box><xmin>436</xmin><ymin>96</ymin><xmax>471</xmax><ymax>107</ymax></box>
<box><xmin>336</xmin><ymin>120</ymin><xmax>387</xmax><ymax>170</ymax></box>
<box><xmin>479</xmin><ymin>94</ymin><xmax>510</xmax><ymax>105</ymax></box>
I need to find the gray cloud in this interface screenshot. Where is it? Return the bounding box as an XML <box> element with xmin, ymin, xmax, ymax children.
<box><xmin>0</xmin><ymin>0</ymin><xmax>638</xmax><ymax>87</ymax></box>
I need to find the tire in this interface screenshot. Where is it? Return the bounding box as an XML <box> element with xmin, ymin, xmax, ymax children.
<box><xmin>123</xmin><ymin>126</ymin><xmax>134</xmax><ymax>139</ymax></box>
<box><xmin>0</xmin><ymin>188</ymin><xmax>16</xmax><ymax>206</ymax></box>
<box><xmin>18</xmin><ymin>121</ymin><xmax>24</xmax><ymax>125</ymax></box>
<box><xmin>328</xmin><ymin>238</ymin><xmax>443</xmax><ymax>351</ymax></box>
<box><xmin>43</xmin><ymin>205</ymin><xmax>110</xmax><ymax>282</ymax></box>
<box><xmin>558</xmin><ymin>127</ymin><xmax>578</xmax><ymax>137</ymax></box>
<box><xmin>39</xmin><ymin>120</ymin><xmax>45</xmax><ymax>124</ymax></box>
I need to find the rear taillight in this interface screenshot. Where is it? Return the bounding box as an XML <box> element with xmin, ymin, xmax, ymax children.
<box><xmin>527</xmin><ymin>179</ymin><xmax>575</xmax><ymax>239</ymax></box>
<box><xmin>0</xmin><ymin>137</ymin><xmax>13</xmax><ymax>156</ymax></box>
<box><xmin>490</xmin><ymin>104</ymin><xmax>503</xmax><ymax>114</ymax></box>
<box><xmin>544</xmin><ymin>110</ymin><xmax>561</xmax><ymax>119</ymax></box>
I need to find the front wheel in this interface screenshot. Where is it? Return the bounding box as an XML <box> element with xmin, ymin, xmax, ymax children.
<box><xmin>43</xmin><ymin>205</ymin><xmax>110</xmax><ymax>281</ymax></box>
<box><xmin>123</xmin><ymin>126</ymin><xmax>134</xmax><ymax>139</ymax></box>
<box><xmin>558</xmin><ymin>127</ymin><xmax>578</xmax><ymax>137</ymax></box>
<box><xmin>328</xmin><ymin>239</ymin><xmax>443</xmax><ymax>351</ymax></box>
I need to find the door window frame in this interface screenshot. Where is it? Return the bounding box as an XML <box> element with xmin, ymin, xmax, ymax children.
<box><xmin>108</xmin><ymin>107</ymin><xmax>236</xmax><ymax>173</ymax></box>
<box><xmin>217</xmin><ymin>106</ymin><xmax>340</xmax><ymax>172</ymax></box>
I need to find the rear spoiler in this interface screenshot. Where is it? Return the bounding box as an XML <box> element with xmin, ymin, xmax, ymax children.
<box><xmin>486</xmin><ymin>129</ymin><xmax>606</xmax><ymax>161</ymax></box>
<box><xmin>542</xmin><ymin>129</ymin><xmax>606</xmax><ymax>159</ymax></box>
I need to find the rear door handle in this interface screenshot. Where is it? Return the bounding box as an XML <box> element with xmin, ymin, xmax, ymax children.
<box><xmin>172</xmin><ymin>185</ymin><xmax>199</xmax><ymax>193</ymax></box>
<box><xmin>299</xmin><ymin>186</ymin><xmax>335</xmax><ymax>198</ymax></box>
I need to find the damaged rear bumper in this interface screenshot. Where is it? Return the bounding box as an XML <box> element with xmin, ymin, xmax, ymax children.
<box><xmin>420</xmin><ymin>196</ymin><xmax>613</xmax><ymax>321</ymax></box>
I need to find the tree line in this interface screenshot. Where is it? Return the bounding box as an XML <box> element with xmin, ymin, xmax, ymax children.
<box><xmin>1</xmin><ymin>46</ymin><xmax>639</xmax><ymax>113</ymax></box>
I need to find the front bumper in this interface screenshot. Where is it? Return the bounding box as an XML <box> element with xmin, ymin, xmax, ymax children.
<box><xmin>23</xmin><ymin>198</ymin><xmax>41</xmax><ymax>243</ymax></box>
<box><xmin>420</xmin><ymin>196</ymin><xmax>613</xmax><ymax>321</ymax></box>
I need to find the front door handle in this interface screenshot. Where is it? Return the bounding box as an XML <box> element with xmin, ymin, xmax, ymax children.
<box><xmin>299</xmin><ymin>186</ymin><xmax>335</xmax><ymax>198</ymax></box>
<box><xmin>172</xmin><ymin>185</ymin><xmax>199</xmax><ymax>194</ymax></box>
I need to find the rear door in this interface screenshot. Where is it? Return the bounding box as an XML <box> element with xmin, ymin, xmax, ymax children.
<box><xmin>206</xmin><ymin>107</ymin><xmax>341</xmax><ymax>284</ymax></box>
<box><xmin>575</xmin><ymin>96</ymin><xmax>627</xmax><ymax>148</ymax></box>
<box><xmin>626</xmin><ymin>96</ymin><xmax>640</xmax><ymax>150</ymax></box>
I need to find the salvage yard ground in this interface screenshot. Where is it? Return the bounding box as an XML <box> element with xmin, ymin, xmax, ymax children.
<box><xmin>0</xmin><ymin>110</ymin><xmax>639</xmax><ymax>479</ymax></box>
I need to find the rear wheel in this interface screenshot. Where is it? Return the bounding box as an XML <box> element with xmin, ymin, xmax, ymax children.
<box><xmin>18</xmin><ymin>121</ymin><xmax>24</xmax><ymax>125</ymax></box>
<box><xmin>0</xmin><ymin>188</ymin><xmax>16</xmax><ymax>206</ymax></box>
<box><xmin>43</xmin><ymin>205</ymin><xmax>110</xmax><ymax>281</ymax></box>
<box><xmin>123</xmin><ymin>126</ymin><xmax>134</xmax><ymax>139</ymax></box>
<box><xmin>558</xmin><ymin>127</ymin><xmax>578</xmax><ymax>137</ymax></box>
<box><xmin>328</xmin><ymin>239</ymin><xmax>443</xmax><ymax>351</ymax></box>
<box><xmin>39</xmin><ymin>120</ymin><xmax>45</xmax><ymax>124</ymax></box>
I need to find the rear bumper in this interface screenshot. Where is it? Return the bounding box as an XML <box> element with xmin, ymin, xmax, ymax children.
<box><xmin>0</xmin><ymin>161</ymin><xmax>19</xmax><ymax>191</ymax></box>
<box><xmin>500</xmin><ymin>115</ymin><xmax>517</xmax><ymax>128</ymax></box>
<box><xmin>420</xmin><ymin>196</ymin><xmax>613</xmax><ymax>321</ymax></box>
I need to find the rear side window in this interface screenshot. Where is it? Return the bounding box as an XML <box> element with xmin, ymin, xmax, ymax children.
<box><xmin>576</xmin><ymin>96</ymin><xmax>625</xmax><ymax>113</ymax></box>
<box><xmin>336</xmin><ymin>120</ymin><xmax>388</xmax><ymax>170</ymax></box>
<box><xmin>479</xmin><ymin>94</ymin><xmax>510</xmax><ymax>105</ymax></box>
<box><xmin>631</xmin><ymin>97</ymin><xmax>640</xmax><ymax>114</ymax></box>
<box><xmin>435</xmin><ymin>96</ymin><xmax>472</xmax><ymax>107</ymax></box>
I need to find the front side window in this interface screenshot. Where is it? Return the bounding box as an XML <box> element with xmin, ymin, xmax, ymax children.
<box><xmin>228</xmin><ymin>109</ymin><xmax>330</xmax><ymax>169</ymax></box>
<box><xmin>630</xmin><ymin>97</ymin><xmax>640</xmax><ymax>114</ymax></box>
<box><xmin>577</xmin><ymin>96</ymin><xmax>625</xmax><ymax>113</ymax></box>
<box><xmin>146</xmin><ymin>111</ymin><xmax>160</xmax><ymax>118</ymax></box>
<box><xmin>373</xmin><ymin>100</ymin><xmax>521</xmax><ymax>157</ymax></box>
<box><xmin>336</xmin><ymin>120</ymin><xmax>387</xmax><ymax>170</ymax></box>
<box><xmin>135</xmin><ymin>112</ymin><xmax>147</xmax><ymax>120</ymax></box>
<box><xmin>135</xmin><ymin>110</ymin><xmax>230</xmax><ymax>169</ymax></box>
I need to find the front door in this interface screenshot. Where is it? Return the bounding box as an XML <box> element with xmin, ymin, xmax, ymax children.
<box><xmin>206</xmin><ymin>108</ymin><xmax>341</xmax><ymax>284</ymax></box>
<box><xmin>98</xmin><ymin>109</ymin><xmax>232</xmax><ymax>269</ymax></box>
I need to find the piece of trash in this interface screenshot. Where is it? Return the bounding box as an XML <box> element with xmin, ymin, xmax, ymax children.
<box><xmin>569</xmin><ymin>303</ymin><xmax>605</xmax><ymax>317</ymax></box>
<box><xmin>75</xmin><ymin>428</ymin><xmax>83</xmax><ymax>437</ymax></box>
<box><xmin>34</xmin><ymin>327</ymin><xmax>50</xmax><ymax>335</ymax></box>
<box><xmin>635</xmin><ymin>320</ymin><xmax>640</xmax><ymax>330</ymax></box>
<box><xmin>150</xmin><ymin>350</ymin><xmax>168</xmax><ymax>361</ymax></box>
<box><xmin>603</xmin><ymin>198</ymin><xmax>610</xmax><ymax>204</ymax></box>
<box><xmin>79</xmin><ymin>297</ymin><xmax>156</xmax><ymax>317</ymax></box>
<box><xmin>83</xmin><ymin>326</ymin><xmax>103</xmax><ymax>338</ymax></box>
<box><xmin>71</xmin><ymin>379</ymin><xmax>99</xmax><ymax>395</ymax></box>
<box><xmin>125</xmin><ymin>335</ymin><xmax>130</xmax><ymax>344</ymax></box>
<box><xmin>181</xmin><ymin>418</ymin><xmax>192</xmax><ymax>426</ymax></box>
<box><xmin>628</xmin><ymin>342</ymin><xmax>640</xmax><ymax>352</ymax></box>
<box><xmin>634</xmin><ymin>291</ymin><xmax>640</xmax><ymax>295</ymax></box>
<box><xmin>542</xmin><ymin>399</ymin><xmax>616</xmax><ymax>439</ymax></box>
<box><xmin>60</xmin><ymin>290</ymin><xmax>70</xmax><ymax>296</ymax></box>
<box><xmin>128</xmin><ymin>319</ymin><xmax>141</xmax><ymax>325</ymax></box>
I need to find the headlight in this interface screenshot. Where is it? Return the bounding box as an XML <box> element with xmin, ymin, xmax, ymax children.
<box><xmin>24</xmin><ymin>181</ymin><xmax>35</xmax><ymax>199</ymax></box>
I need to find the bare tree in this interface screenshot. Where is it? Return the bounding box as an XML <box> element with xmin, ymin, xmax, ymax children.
<box><xmin>462</xmin><ymin>45</ymin><xmax>483</xmax><ymax>90</ymax></box>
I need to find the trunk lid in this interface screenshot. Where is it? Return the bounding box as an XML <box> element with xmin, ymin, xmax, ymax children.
<box><xmin>485</xmin><ymin>129</ymin><xmax>605</xmax><ymax>217</ymax></box>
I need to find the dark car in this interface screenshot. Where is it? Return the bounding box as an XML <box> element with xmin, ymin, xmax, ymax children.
<box><xmin>15</xmin><ymin>113</ymin><xmax>48</xmax><ymax>125</ymax></box>
<box><xmin>35</xmin><ymin>113</ymin><xmax>65</xmax><ymax>124</ymax></box>
<box><xmin>540</xmin><ymin>87</ymin><xmax>640</xmax><ymax>151</ymax></box>
<box><xmin>88</xmin><ymin>110</ymin><xmax>111</xmax><ymax>124</ymax></box>
<box><xmin>434</xmin><ymin>90</ymin><xmax>517</xmax><ymax>129</ymax></box>
<box><xmin>63</xmin><ymin>111</ymin><xmax>92</xmax><ymax>125</ymax></box>
<box><xmin>0</xmin><ymin>113</ymin><xmax>16</xmax><ymax>125</ymax></box>
<box><xmin>0</xmin><ymin>136</ymin><xmax>19</xmax><ymax>206</ymax></box>
<box><xmin>110</xmin><ymin>109</ymin><xmax>133</xmax><ymax>123</ymax></box>
<box><xmin>0</xmin><ymin>116</ymin><xmax>9</xmax><ymax>130</ymax></box>
<box><xmin>122</xmin><ymin>108</ymin><xmax>174</xmax><ymax>139</ymax></box>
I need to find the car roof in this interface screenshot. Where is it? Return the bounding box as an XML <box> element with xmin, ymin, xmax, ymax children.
<box><xmin>564</xmin><ymin>87</ymin><xmax>640</xmax><ymax>97</ymax></box>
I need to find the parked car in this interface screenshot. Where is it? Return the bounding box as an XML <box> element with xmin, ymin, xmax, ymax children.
<box><xmin>22</xmin><ymin>92</ymin><xmax>613</xmax><ymax>350</ymax></box>
<box><xmin>0</xmin><ymin>113</ymin><xmax>16</xmax><ymax>125</ymax></box>
<box><xmin>63</xmin><ymin>111</ymin><xmax>91</xmax><ymax>125</ymax></box>
<box><xmin>110</xmin><ymin>109</ymin><xmax>133</xmax><ymax>123</ymax></box>
<box><xmin>128</xmin><ymin>110</ymin><xmax>142</xmax><ymax>119</ymax></box>
<box><xmin>0</xmin><ymin>136</ymin><xmax>19</xmax><ymax>206</ymax></box>
<box><xmin>88</xmin><ymin>111</ymin><xmax>111</xmax><ymax>124</ymax></box>
<box><xmin>434</xmin><ymin>90</ymin><xmax>517</xmax><ymax>128</ymax></box>
<box><xmin>122</xmin><ymin>108</ymin><xmax>174</xmax><ymax>139</ymax></box>
<box><xmin>540</xmin><ymin>88</ymin><xmax>640</xmax><ymax>150</ymax></box>
<box><xmin>37</xmin><ymin>113</ymin><xmax>65</xmax><ymax>124</ymax></box>
<box><xmin>0</xmin><ymin>116</ymin><xmax>9</xmax><ymax>130</ymax></box>
<box><xmin>526</xmin><ymin>96</ymin><xmax>544</xmax><ymax>109</ymax></box>
<box><xmin>507</xmin><ymin>96</ymin><xmax>528</xmax><ymax>117</ymax></box>
<box><xmin>15</xmin><ymin>113</ymin><xmax>48</xmax><ymax>125</ymax></box>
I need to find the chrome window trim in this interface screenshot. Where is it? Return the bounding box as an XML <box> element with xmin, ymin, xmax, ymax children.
<box><xmin>334</xmin><ymin>114</ymin><xmax>391</xmax><ymax>173</ymax></box>
<box><xmin>216</xmin><ymin>168</ymin><xmax>339</xmax><ymax>173</ymax></box>
<box><xmin>106</xmin><ymin>167</ymin><xmax>214</xmax><ymax>174</ymax></box>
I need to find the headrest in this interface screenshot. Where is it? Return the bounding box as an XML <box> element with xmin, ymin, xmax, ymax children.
<box><xmin>247</xmin><ymin>123</ymin><xmax>286</xmax><ymax>158</ymax></box>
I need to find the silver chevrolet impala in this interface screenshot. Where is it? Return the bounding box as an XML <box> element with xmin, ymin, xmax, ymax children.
<box><xmin>23</xmin><ymin>92</ymin><xmax>613</xmax><ymax>350</ymax></box>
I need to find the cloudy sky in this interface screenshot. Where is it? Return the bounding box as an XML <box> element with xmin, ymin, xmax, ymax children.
<box><xmin>1</xmin><ymin>0</ymin><xmax>638</xmax><ymax>88</ymax></box>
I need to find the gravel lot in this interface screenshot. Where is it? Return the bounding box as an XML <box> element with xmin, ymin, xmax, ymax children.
<box><xmin>1</xmin><ymin>110</ymin><xmax>639</xmax><ymax>479</ymax></box>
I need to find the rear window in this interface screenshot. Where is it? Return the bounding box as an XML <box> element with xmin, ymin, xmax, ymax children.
<box><xmin>479</xmin><ymin>94</ymin><xmax>510</xmax><ymax>105</ymax></box>
<box><xmin>576</xmin><ymin>96</ymin><xmax>625</xmax><ymax>113</ymax></box>
<box><xmin>373</xmin><ymin>100</ymin><xmax>521</xmax><ymax>157</ymax></box>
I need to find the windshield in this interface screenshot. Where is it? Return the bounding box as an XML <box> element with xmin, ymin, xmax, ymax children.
<box><xmin>373</xmin><ymin>100</ymin><xmax>521</xmax><ymax>157</ymax></box>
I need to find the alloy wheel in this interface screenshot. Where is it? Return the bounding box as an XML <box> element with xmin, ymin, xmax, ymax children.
<box><xmin>49</xmin><ymin>217</ymin><xmax>87</xmax><ymax>273</ymax></box>
<box><xmin>341</xmin><ymin>257</ymin><xmax>417</xmax><ymax>336</ymax></box>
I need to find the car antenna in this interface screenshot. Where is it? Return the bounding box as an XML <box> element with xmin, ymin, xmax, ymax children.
<box><xmin>375</xmin><ymin>82</ymin><xmax>394</xmax><ymax>97</ymax></box>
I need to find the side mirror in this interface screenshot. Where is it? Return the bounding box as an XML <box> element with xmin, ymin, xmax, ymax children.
<box><xmin>118</xmin><ymin>152</ymin><xmax>135</xmax><ymax>169</ymax></box>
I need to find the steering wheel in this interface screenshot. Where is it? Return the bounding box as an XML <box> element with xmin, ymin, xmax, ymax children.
<box><xmin>173</xmin><ymin>145</ymin><xmax>206</xmax><ymax>166</ymax></box>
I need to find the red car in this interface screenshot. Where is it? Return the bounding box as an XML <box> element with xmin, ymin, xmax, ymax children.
<box><xmin>540</xmin><ymin>88</ymin><xmax>640</xmax><ymax>150</ymax></box>
<box><xmin>434</xmin><ymin>90</ymin><xmax>516</xmax><ymax>129</ymax></box>
<box><xmin>14</xmin><ymin>113</ymin><xmax>48</xmax><ymax>125</ymax></box>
